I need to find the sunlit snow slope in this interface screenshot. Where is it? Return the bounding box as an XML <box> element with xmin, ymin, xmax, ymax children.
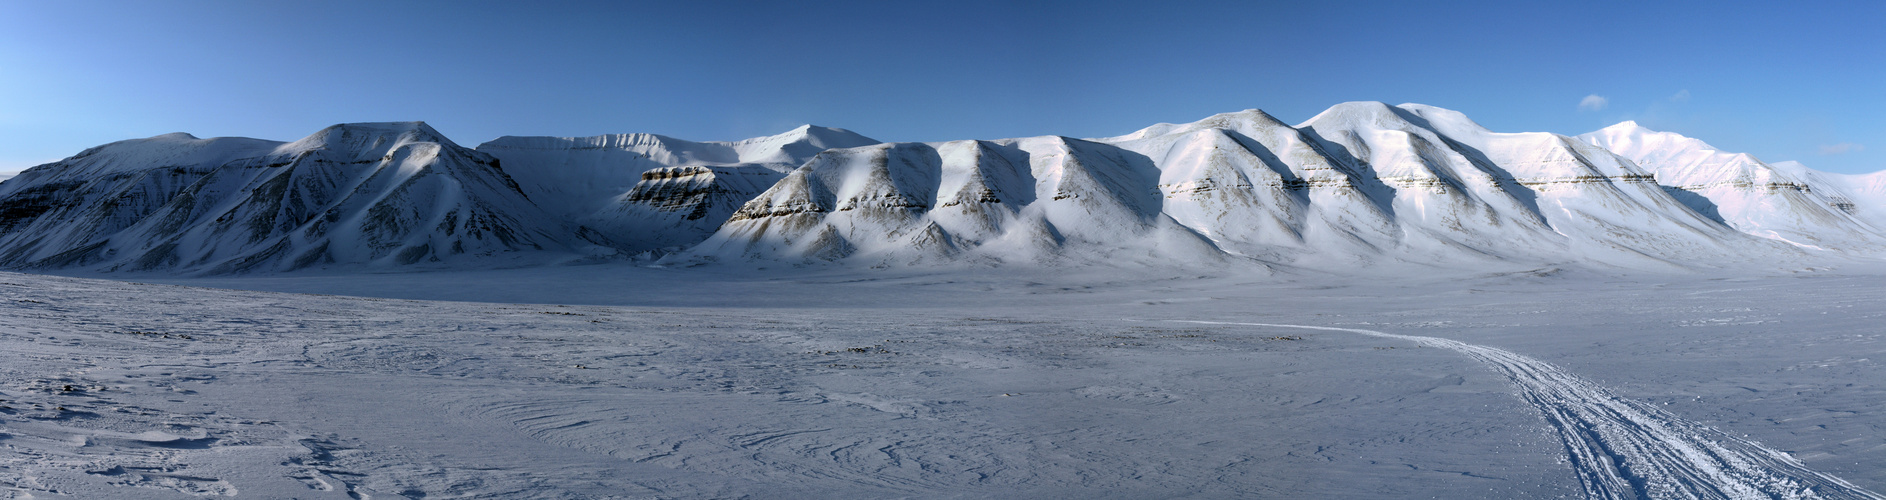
<box><xmin>1580</xmin><ymin>122</ymin><xmax>1886</xmax><ymax>252</ymax></box>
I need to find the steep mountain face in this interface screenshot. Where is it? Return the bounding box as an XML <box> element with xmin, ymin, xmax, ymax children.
<box><xmin>475</xmin><ymin>125</ymin><xmax>879</xmax><ymax>253</ymax></box>
<box><xmin>0</xmin><ymin>122</ymin><xmax>580</xmax><ymax>274</ymax></box>
<box><xmin>1580</xmin><ymin>122</ymin><xmax>1886</xmax><ymax>252</ymax></box>
<box><xmin>685</xmin><ymin>102</ymin><xmax>1793</xmax><ymax>269</ymax></box>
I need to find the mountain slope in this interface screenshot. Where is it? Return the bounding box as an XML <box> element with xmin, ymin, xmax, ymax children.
<box><xmin>0</xmin><ymin>122</ymin><xmax>583</xmax><ymax>273</ymax></box>
<box><xmin>1769</xmin><ymin>161</ymin><xmax>1886</xmax><ymax>229</ymax></box>
<box><xmin>1579</xmin><ymin>122</ymin><xmax>1886</xmax><ymax>252</ymax></box>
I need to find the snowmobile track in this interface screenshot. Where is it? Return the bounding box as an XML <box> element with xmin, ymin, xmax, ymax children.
<box><xmin>1170</xmin><ymin>320</ymin><xmax>1885</xmax><ymax>500</ymax></box>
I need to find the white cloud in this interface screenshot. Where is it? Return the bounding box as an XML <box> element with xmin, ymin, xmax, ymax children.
<box><xmin>1670</xmin><ymin>89</ymin><xmax>1690</xmax><ymax>102</ymax></box>
<box><xmin>1579</xmin><ymin>94</ymin><xmax>1609</xmax><ymax>112</ymax></box>
<box><xmin>1820</xmin><ymin>142</ymin><xmax>1865</xmax><ymax>155</ymax></box>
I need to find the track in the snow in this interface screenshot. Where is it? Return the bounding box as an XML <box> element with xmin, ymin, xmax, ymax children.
<box><xmin>1169</xmin><ymin>320</ymin><xmax>1885</xmax><ymax>500</ymax></box>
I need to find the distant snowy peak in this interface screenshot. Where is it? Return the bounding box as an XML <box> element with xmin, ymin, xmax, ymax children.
<box><xmin>1579</xmin><ymin>121</ymin><xmax>1780</xmax><ymax>188</ymax></box>
<box><xmin>725</xmin><ymin>124</ymin><xmax>880</xmax><ymax>166</ymax></box>
<box><xmin>1104</xmin><ymin>109</ymin><xmax>1294</xmax><ymax>143</ymax></box>
<box><xmin>1580</xmin><ymin>122</ymin><xmax>1885</xmax><ymax>250</ymax></box>
<box><xmin>282</xmin><ymin>121</ymin><xmax>462</xmax><ymax>156</ymax></box>
<box><xmin>22</xmin><ymin>133</ymin><xmax>284</xmax><ymax>181</ymax></box>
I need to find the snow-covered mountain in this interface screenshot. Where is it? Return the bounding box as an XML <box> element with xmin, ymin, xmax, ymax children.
<box><xmin>687</xmin><ymin>102</ymin><xmax>1794</xmax><ymax>269</ymax></box>
<box><xmin>475</xmin><ymin>125</ymin><xmax>878</xmax><ymax>253</ymax></box>
<box><xmin>1579</xmin><ymin>122</ymin><xmax>1886</xmax><ymax>252</ymax></box>
<box><xmin>0</xmin><ymin>122</ymin><xmax>588</xmax><ymax>273</ymax></box>
<box><xmin>1769</xmin><ymin>161</ymin><xmax>1886</xmax><ymax>228</ymax></box>
<box><xmin>2</xmin><ymin>104</ymin><xmax>1883</xmax><ymax>275</ymax></box>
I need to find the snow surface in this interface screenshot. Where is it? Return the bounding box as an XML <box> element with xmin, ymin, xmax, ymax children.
<box><xmin>2</xmin><ymin>265</ymin><xmax>1883</xmax><ymax>499</ymax></box>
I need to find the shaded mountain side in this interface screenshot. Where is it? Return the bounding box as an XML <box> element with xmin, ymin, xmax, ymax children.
<box><xmin>0</xmin><ymin>122</ymin><xmax>589</xmax><ymax>274</ymax></box>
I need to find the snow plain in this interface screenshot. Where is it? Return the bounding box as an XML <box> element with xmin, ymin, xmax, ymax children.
<box><xmin>3</xmin><ymin>263</ymin><xmax>1883</xmax><ymax>499</ymax></box>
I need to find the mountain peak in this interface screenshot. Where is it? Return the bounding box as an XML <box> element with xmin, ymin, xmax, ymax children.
<box><xmin>152</xmin><ymin>132</ymin><xmax>203</xmax><ymax>141</ymax></box>
<box><xmin>1105</xmin><ymin>108</ymin><xmax>1291</xmax><ymax>143</ymax></box>
<box><xmin>1580</xmin><ymin>121</ymin><xmax>1722</xmax><ymax>156</ymax></box>
<box><xmin>1297</xmin><ymin>101</ymin><xmax>1415</xmax><ymax>131</ymax></box>
<box><xmin>760</xmin><ymin>124</ymin><xmax>877</xmax><ymax>147</ymax></box>
<box><xmin>283</xmin><ymin>121</ymin><xmax>459</xmax><ymax>156</ymax></box>
<box><xmin>1392</xmin><ymin>103</ymin><xmax>1492</xmax><ymax>136</ymax></box>
<box><xmin>728</xmin><ymin>125</ymin><xmax>879</xmax><ymax>165</ymax></box>
<box><xmin>327</xmin><ymin>121</ymin><xmax>445</xmax><ymax>140</ymax></box>
<box><xmin>1596</xmin><ymin>120</ymin><xmax>1651</xmax><ymax>135</ymax></box>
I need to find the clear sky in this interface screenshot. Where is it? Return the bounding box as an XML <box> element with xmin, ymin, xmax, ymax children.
<box><xmin>1</xmin><ymin>0</ymin><xmax>1881</xmax><ymax>175</ymax></box>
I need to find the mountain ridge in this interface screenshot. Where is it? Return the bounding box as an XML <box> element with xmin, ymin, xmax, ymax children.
<box><xmin>1</xmin><ymin>103</ymin><xmax>1880</xmax><ymax>275</ymax></box>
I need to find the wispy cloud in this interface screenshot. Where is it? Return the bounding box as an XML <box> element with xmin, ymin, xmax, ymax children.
<box><xmin>1670</xmin><ymin>89</ymin><xmax>1690</xmax><ymax>102</ymax></box>
<box><xmin>1579</xmin><ymin>94</ymin><xmax>1608</xmax><ymax>112</ymax></box>
<box><xmin>1820</xmin><ymin>142</ymin><xmax>1865</xmax><ymax>155</ymax></box>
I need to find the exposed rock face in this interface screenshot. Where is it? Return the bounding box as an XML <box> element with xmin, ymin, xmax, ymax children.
<box><xmin>0</xmin><ymin>122</ymin><xmax>577</xmax><ymax>273</ymax></box>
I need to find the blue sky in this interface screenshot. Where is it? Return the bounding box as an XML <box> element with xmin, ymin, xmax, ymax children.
<box><xmin>1</xmin><ymin>0</ymin><xmax>1881</xmax><ymax>174</ymax></box>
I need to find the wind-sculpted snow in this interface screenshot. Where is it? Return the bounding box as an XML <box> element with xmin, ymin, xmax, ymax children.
<box><xmin>0</xmin><ymin>122</ymin><xmax>582</xmax><ymax>274</ymax></box>
<box><xmin>1174</xmin><ymin>320</ymin><xmax>1886</xmax><ymax>500</ymax></box>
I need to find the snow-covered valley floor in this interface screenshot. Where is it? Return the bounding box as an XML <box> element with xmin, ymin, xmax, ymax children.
<box><xmin>2</xmin><ymin>266</ymin><xmax>1883</xmax><ymax>499</ymax></box>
